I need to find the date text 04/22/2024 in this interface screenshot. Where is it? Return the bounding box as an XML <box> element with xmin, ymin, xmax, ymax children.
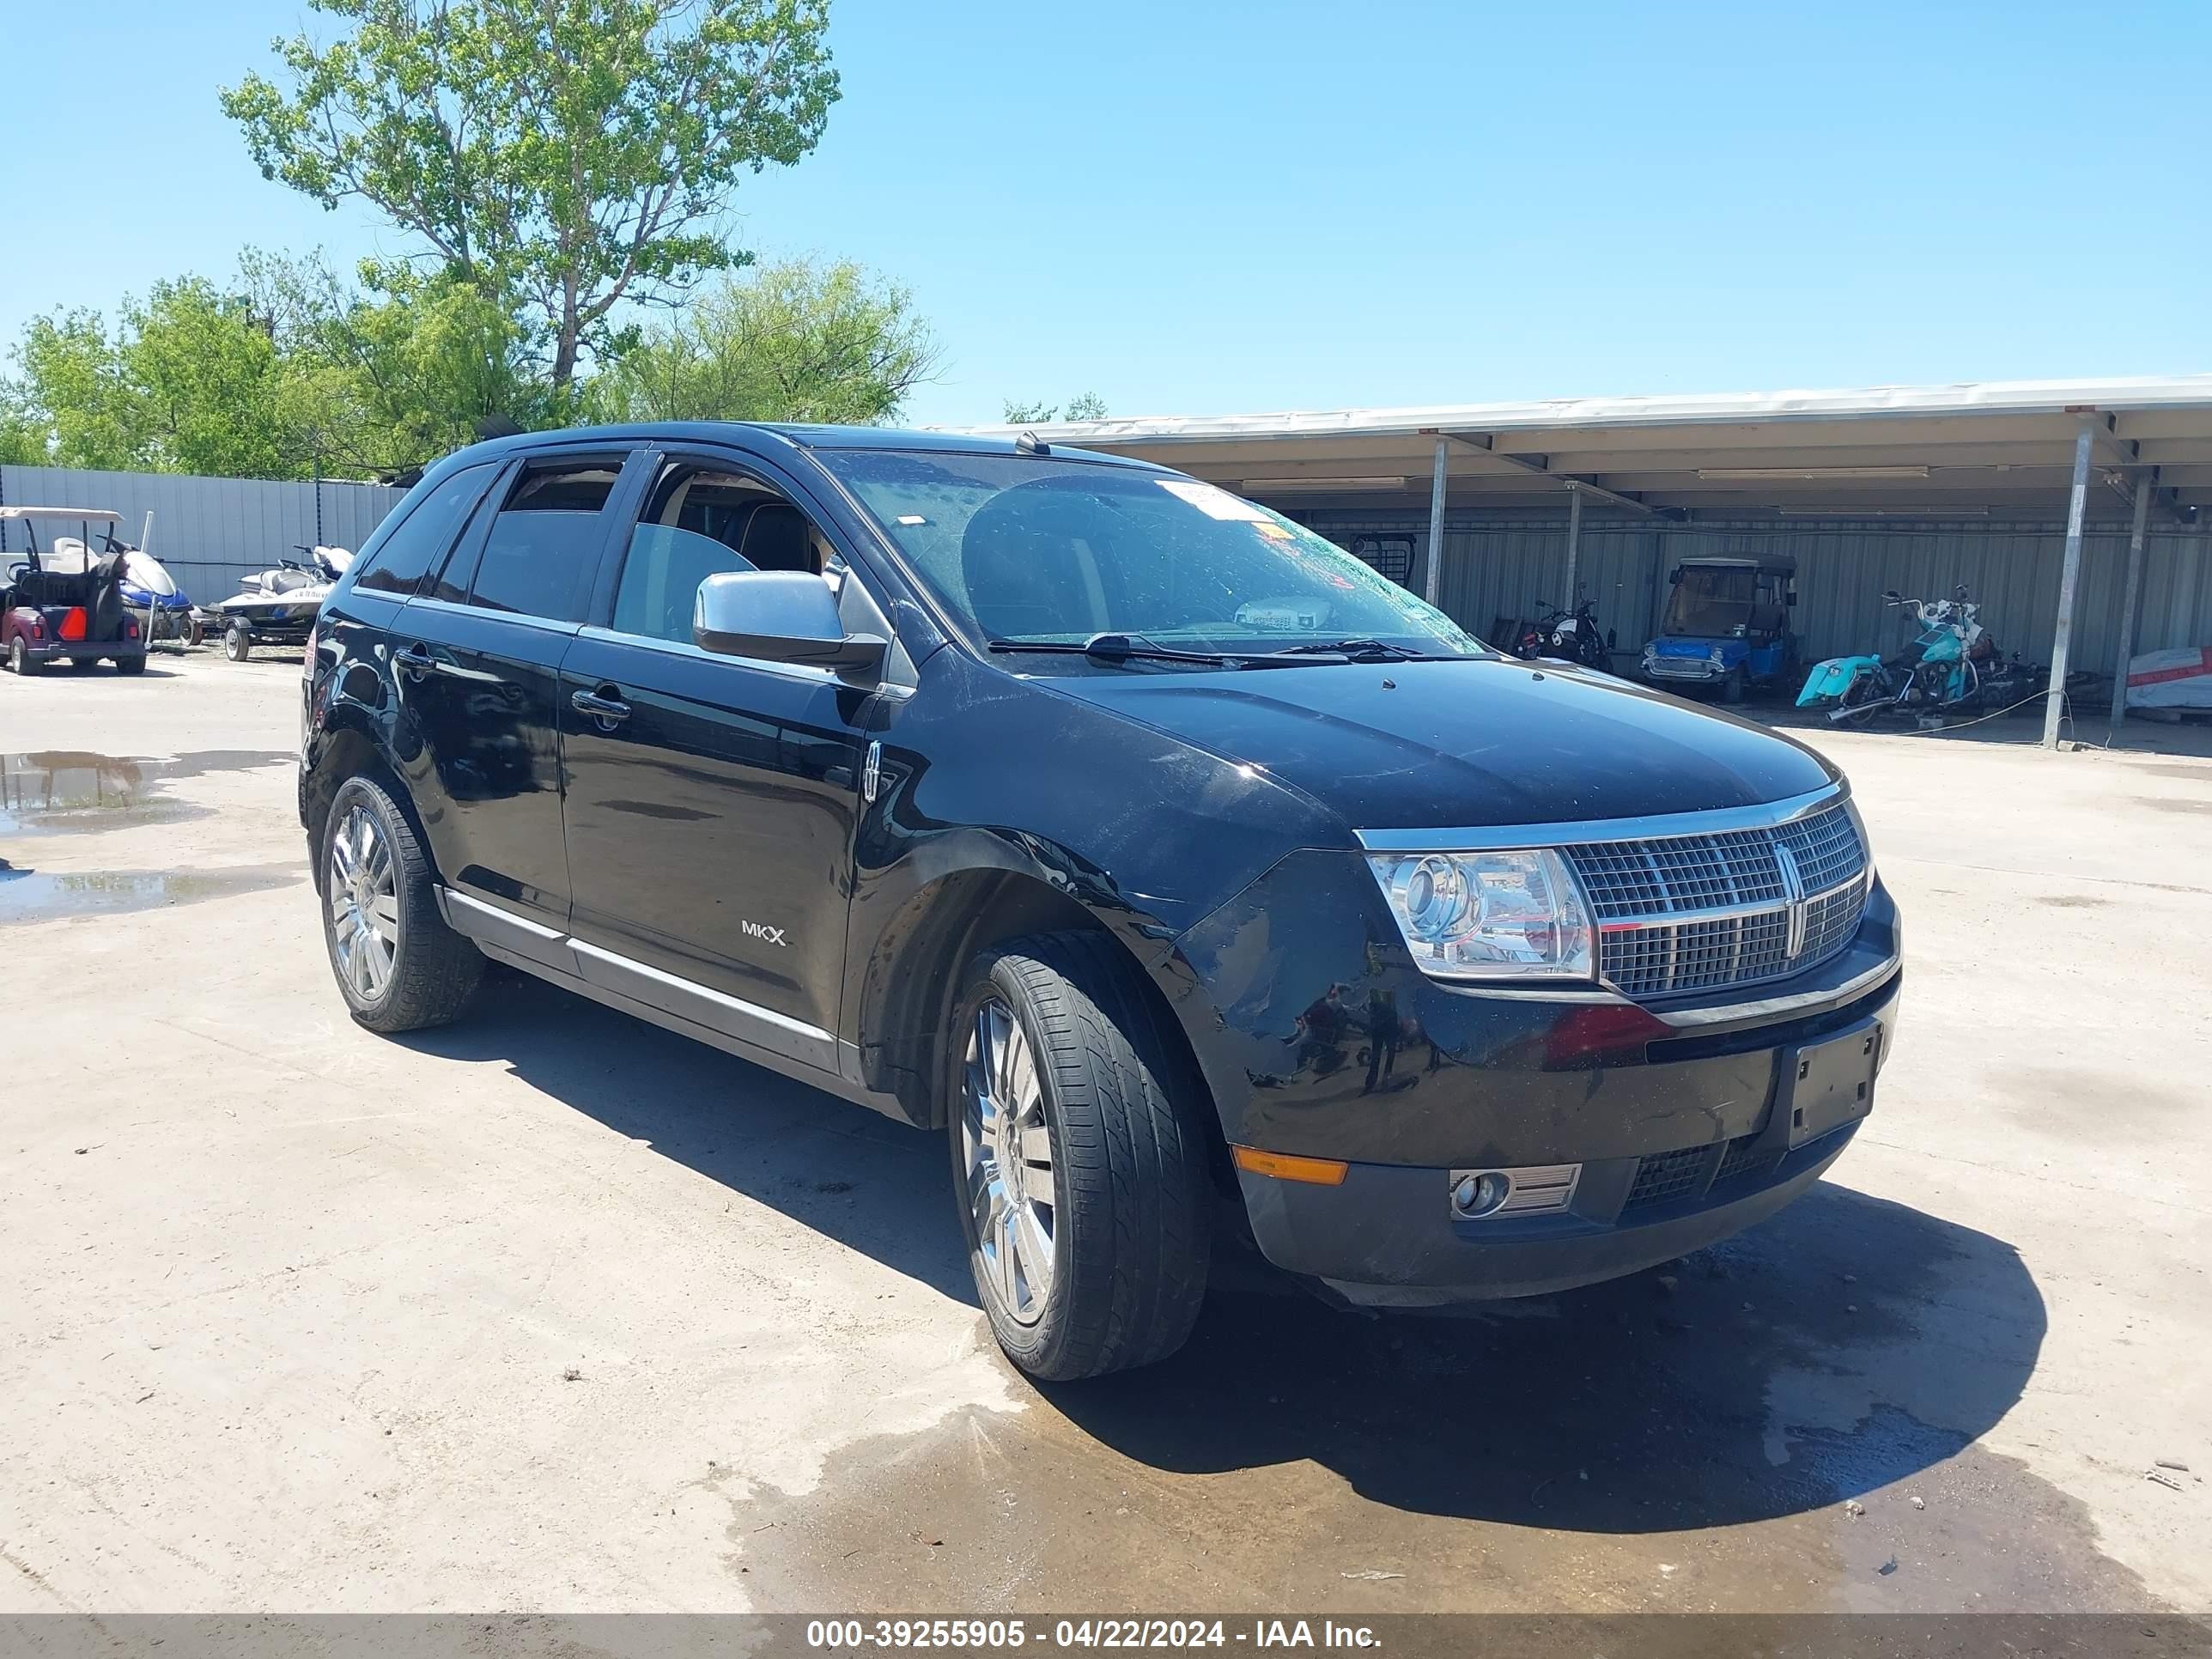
<box><xmin>804</xmin><ymin>1620</ymin><xmax>1382</xmax><ymax>1650</ymax></box>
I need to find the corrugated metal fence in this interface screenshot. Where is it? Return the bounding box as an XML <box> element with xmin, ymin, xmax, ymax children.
<box><xmin>0</xmin><ymin>466</ymin><xmax>402</xmax><ymax>605</ymax></box>
<box><xmin>1300</xmin><ymin>509</ymin><xmax>2212</xmax><ymax>678</ymax></box>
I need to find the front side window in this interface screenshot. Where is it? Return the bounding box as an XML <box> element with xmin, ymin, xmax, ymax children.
<box><xmin>610</xmin><ymin>465</ymin><xmax>836</xmax><ymax>645</ymax></box>
<box><xmin>465</xmin><ymin>459</ymin><xmax>624</xmax><ymax>621</ymax></box>
<box><xmin>353</xmin><ymin>463</ymin><xmax>498</xmax><ymax>596</ymax></box>
<box><xmin>817</xmin><ymin>452</ymin><xmax>1483</xmax><ymax>660</ymax></box>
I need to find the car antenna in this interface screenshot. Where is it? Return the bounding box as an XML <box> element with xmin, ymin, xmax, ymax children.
<box><xmin>1015</xmin><ymin>429</ymin><xmax>1050</xmax><ymax>456</ymax></box>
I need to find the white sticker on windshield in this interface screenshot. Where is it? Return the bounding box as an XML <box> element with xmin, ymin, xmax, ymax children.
<box><xmin>1156</xmin><ymin>477</ymin><xmax>1269</xmax><ymax>521</ymax></box>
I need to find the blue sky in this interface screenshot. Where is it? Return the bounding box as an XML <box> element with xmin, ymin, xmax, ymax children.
<box><xmin>6</xmin><ymin>0</ymin><xmax>2206</xmax><ymax>427</ymax></box>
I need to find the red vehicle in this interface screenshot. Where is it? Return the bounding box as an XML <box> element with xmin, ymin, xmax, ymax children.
<box><xmin>1</xmin><ymin>507</ymin><xmax>149</xmax><ymax>676</ymax></box>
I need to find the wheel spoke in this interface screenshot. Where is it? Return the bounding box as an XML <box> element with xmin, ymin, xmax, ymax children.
<box><xmin>1013</xmin><ymin>1200</ymin><xmax>1054</xmax><ymax>1301</ymax></box>
<box><xmin>368</xmin><ymin>893</ymin><xmax>401</xmax><ymax>938</ymax></box>
<box><xmin>1019</xmin><ymin>1121</ymin><xmax>1053</xmax><ymax>1169</ymax></box>
<box><xmin>329</xmin><ymin>825</ymin><xmax>358</xmax><ymax>888</ymax></box>
<box><xmin>990</xmin><ymin>1206</ymin><xmax>1020</xmax><ymax>1310</ymax></box>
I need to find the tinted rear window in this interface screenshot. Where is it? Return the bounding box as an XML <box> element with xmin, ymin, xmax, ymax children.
<box><xmin>352</xmin><ymin>464</ymin><xmax>499</xmax><ymax>597</ymax></box>
<box><xmin>463</xmin><ymin>460</ymin><xmax>624</xmax><ymax>622</ymax></box>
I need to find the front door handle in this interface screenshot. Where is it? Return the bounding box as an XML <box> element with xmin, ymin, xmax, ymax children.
<box><xmin>571</xmin><ymin>686</ymin><xmax>631</xmax><ymax>726</ymax></box>
<box><xmin>394</xmin><ymin>643</ymin><xmax>435</xmax><ymax>678</ymax></box>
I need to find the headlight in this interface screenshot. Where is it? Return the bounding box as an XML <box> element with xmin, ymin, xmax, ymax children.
<box><xmin>1708</xmin><ymin>645</ymin><xmax>1728</xmax><ymax>664</ymax></box>
<box><xmin>1368</xmin><ymin>848</ymin><xmax>1594</xmax><ymax>981</ymax></box>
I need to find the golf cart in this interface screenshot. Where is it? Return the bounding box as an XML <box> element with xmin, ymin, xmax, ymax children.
<box><xmin>214</xmin><ymin>544</ymin><xmax>352</xmax><ymax>660</ymax></box>
<box><xmin>0</xmin><ymin>507</ymin><xmax>149</xmax><ymax>675</ymax></box>
<box><xmin>1639</xmin><ymin>553</ymin><xmax>1798</xmax><ymax>702</ymax></box>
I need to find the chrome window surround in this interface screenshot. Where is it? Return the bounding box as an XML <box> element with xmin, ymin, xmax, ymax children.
<box><xmin>1356</xmin><ymin>784</ymin><xmax>1875</xmax><ymax>1001</ymax></box>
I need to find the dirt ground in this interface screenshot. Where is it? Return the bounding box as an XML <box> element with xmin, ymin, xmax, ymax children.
<box><xmin>2</xmin><ymin>647</ymin><xmax>2207</xmax><ymax>1615</ymax></box>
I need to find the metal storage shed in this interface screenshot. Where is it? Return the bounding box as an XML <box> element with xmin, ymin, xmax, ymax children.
<box><xmin>971</xmin><ymin>375</ymin><xmax>2212</xmax><ymax>747</ymax></box>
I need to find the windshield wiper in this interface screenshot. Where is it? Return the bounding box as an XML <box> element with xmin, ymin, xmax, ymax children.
<box><xmin>988</xmin><ymin>633</ymin><xmax>1242</xmax><ymax>668</ymax></box>
<box><xmin>1248</xmin><ymin>638</ymin><xmax>1452</xmax><ymax>662</ymax></box>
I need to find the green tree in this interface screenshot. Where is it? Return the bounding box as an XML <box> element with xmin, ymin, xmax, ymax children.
<box><xmin>1001</xmin><ymin>392</ymin><xmax>1106</xmax><ymax>423</ymax></box>
<box><xmin>222</xmin><ymin>0</ymin><xmax>840</xmax><ymax>387</ymax></box>
<box><xmin>590</xmin><ymin>257</ymin><xmax>939</xmax><ymax>424</ymax></box>
<box><xmin>119</xmin><ymin>278</ymin><xmax>300</xmax><ymax>477</ymax></box>
<box><xmin>240</xmin><ymin>250</ymin><xmax>565</xmax><ymax>474</ymax></box>
<box><xmin>11</xmin><ymin>309</ymin><xmax>138</xmax><ymax>470</ymax></box>
<box><xmin>0</xmin><ymin>385</ymin><xmax>43</xmax><ymax>466</ymax></box>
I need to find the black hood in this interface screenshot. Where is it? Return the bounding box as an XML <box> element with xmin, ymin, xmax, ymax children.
<box><xmin>1045</xmin><ymin>657</ymin><xmax>1837</xmax><ymax>833</ymax></box>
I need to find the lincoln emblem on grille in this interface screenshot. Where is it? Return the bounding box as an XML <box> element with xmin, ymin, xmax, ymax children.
<box><xmin>1773</xmin><ymin>842</ymin><xmax>1808</xmax><ymax>959</ymax></box>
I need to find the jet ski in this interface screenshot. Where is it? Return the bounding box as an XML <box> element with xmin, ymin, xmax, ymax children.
<box><xmin>215</xmin><ymin>545</ymin><xmax>352</xmax><ymax>661</ymax></box>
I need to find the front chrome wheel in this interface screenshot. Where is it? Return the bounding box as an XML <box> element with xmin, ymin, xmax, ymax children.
<box><xmin>326</xmin><ymin>804</ymin><xmax>399</xmax><ymax>1001</ymax></box>
<box><xmin>961</xmin><ymin>996</ymin><xmax>1058</xmax><ymax>1325</ymax></box>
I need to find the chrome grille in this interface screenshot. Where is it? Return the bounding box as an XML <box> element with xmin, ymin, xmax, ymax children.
<box><xmin>1563</xmin><ymin>800</ymin><xmax>1869</xmax><ymax>1000</ymax></box>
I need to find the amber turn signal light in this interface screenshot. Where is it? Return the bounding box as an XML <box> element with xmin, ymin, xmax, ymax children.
<box><xmin>1231</xmin><ymin>1146</ymin><xmax>1349</xmax><ymax>1186</ymax></box>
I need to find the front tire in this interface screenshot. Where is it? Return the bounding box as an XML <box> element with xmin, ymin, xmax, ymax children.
<box><xmin>224</xmin><ymin>623</ymin><xmax>252</xmax><ymax>662</ymax></box>
<box><xmin>949</xmin><ymin>933</ymin><xmax>1212</xmax><ymax>1382</ymax></box>
<box><xmin>320</xmin><ymin>774</ymin><xmax>483</xmax><ymax>1033</ymax></box>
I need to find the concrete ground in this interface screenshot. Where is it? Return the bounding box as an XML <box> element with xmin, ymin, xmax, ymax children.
<box><xmin>2</xmin><ymin>647</ymin><xmax>2207</xmax><ymax>1615</ymax></box>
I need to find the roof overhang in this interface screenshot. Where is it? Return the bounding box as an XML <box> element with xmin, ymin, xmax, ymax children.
<box><xmin>958</xmin><ymin>375</ymin><xmax>2212</xmax><ymax>520</ymax></box>
<box><xmin>0</xmin><ymin>506</ymin><xmax>123</xmax><ymax>522</ymax></box>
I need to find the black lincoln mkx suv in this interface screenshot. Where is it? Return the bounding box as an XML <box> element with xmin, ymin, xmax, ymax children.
<box><xmin>300</xmin><ymin>422</ymin><xmax>1901</xmax><ymax>1380</ymax></box>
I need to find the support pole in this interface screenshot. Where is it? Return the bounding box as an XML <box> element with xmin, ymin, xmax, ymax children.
<box><xmin>1424</xmin><ymin>436</ymin><xmax>1449</xmax><ymax>608</ymax></box>
<box><xmin>1562</xmin><ymin>483</ymin><xmax>1584</xmax><ymax>606</ymax></box>
<box><xmin>2043</xmin><ymin>417</ymin><xmax>2096</xmax><ymax>749</ymax></box>
<box><xmin>2107</xmin><ymin>472</ymin><xmax>2154</xmax><ymax>739</ymax></box>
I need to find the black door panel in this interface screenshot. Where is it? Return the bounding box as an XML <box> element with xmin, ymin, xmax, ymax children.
<box><xmin>558</xmin><ymin>628</ymin><xmax>871</xmax><ymax>1041</ymax></box>
<box><xmin>393</xmin><ymin>599</ymin><xmax>577</xmax><ymax>922</ymax></box>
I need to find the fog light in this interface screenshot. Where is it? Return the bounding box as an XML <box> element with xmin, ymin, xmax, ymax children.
<box><xmin>1449</xmin><ymin>1163</ymin><xmax>1582</xmax><ymax>1219</ymax></box>
<box><xmin>1453</xmin><ymin>1170</ymin><xmax>1512</xmax><ymax>1218</ymax></box>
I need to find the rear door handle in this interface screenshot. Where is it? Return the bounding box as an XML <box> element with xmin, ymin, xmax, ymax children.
<box><xmin>394</xmin><ymin>644</ymin><xmax>434</xmax><ymax>678</ymax></box>
<box><xmin>571</xmin><ymin>686</ymin><xmax>631</xmax><ymax>725</ymax></box>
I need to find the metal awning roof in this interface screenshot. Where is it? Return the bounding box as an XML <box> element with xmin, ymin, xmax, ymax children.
<box><xmin>0</xmin><ymin>506</ymin><xmax>121</xmax><ymax>521</ymax></box>
<box><xmin>960</xmin><ymin>374</ymin><xmax>2212</xmax><ymax>519</ymax></box>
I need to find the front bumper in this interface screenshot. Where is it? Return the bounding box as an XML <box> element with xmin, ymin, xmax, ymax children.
<box><xmin>1643</xmin><ymin>653</ymin><xmax>1729</xmax><ymax>683</ymax></box>
<box><xmin>1170</xmin><ymin>848</ymin><xmax>1902</xmax><ymax>1304</ymax></box>
<box><xmin>20</xmin><ymin>637</ymin><xmax>147</xmax><ymax>664</ymax></box>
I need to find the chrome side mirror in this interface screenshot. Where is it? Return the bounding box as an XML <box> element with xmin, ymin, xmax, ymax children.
<box><xmin>694</xmin><ymin>570</ymin><xmax>885</xmax><ymax>676</ymax></box>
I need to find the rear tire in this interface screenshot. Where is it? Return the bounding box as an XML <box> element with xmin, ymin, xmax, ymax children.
<box><xmin>225</xmin><ymin>623</ymin><xmax>252</xmax><ymax>662</ymax></box>
<box><xmin>117</xmin><ymin>655</ymin><xmax>147</xmax><ymax>676</ymax></box>
<box><xmin>9</xmin><ymin>638</ymin><xmax>39</xmax><ymax>677</ymax></box>
<box><xmin>948</xmin><ymin>933</ymin><xmax>1212</xmax><ymax>1382</ymax></box>
<box><xmin>319</xmin><ymin>774</ymin><xmax>483</xmax><ymax>1033</ymax></box>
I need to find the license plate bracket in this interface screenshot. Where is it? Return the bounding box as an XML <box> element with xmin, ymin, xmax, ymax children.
<box><xmin>1784</xmin><ymin>1020</ymin><xmax>1882</xmax><ymax>1148</ymax></box>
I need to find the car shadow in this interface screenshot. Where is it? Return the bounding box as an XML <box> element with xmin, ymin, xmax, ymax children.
<box><xmin>403</xmin><ymin>971</ymin><xmax>2045</xmax><ymax>1534</ymax></box>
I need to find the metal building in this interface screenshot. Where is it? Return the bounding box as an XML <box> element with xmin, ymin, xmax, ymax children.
<box><xmin>0</xmin><ymin>465</ymin><xmax>400</xmax><ymax>605</ymax></box>
<box><xmin>982</xmin><ymin>375</ymin><xmax>2212</xmax><ymax>746</ymax></box>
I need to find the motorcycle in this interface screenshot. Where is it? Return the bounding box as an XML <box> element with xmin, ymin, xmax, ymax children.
<box><xmin>1796</xmin><ymin>586</ymin><xmax>2002</xmax><ymax>724</ymax></box>
<box><xmin>1513</xmin><ymin>597</ymin><xmax>1612</xmax><ymax>670</ymax></box>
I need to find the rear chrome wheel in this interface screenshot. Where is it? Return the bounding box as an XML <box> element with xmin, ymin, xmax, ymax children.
<box><xmin>326</xmin><ymin>804</ymin><xmax>399</xmax><ymax>1002</ymax></box>
<box><xmin>961</xmin><ymin>996</ymin><xmax>1058</xmax><ymax>1326</ymax></box>
<box><xmin>319</xmin><ymin>773</ymin><xmax>482</xmax><ymax>1032</ymax></box>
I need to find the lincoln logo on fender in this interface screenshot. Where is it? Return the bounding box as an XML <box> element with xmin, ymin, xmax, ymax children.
<box><xmin>741</xmin><ymin>920</ymin><xmax>788</xmax><ymax>947</ymax></box>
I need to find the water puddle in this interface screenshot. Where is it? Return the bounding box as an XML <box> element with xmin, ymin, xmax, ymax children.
<box><xmin>0</xmin><ymin>749</ymin><xmax>291</xmax><ymax>836</ymax></box>
<box><xmin>0</xmin><ymin>862</ymin><xmax>299</xmax><ymax>924</ymax></box>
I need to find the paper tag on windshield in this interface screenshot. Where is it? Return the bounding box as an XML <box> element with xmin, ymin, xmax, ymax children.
<box><xmin>1156</xmin><ymin>478</ymin><xmax>1269</xmax><ymax>521</ymax></box>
